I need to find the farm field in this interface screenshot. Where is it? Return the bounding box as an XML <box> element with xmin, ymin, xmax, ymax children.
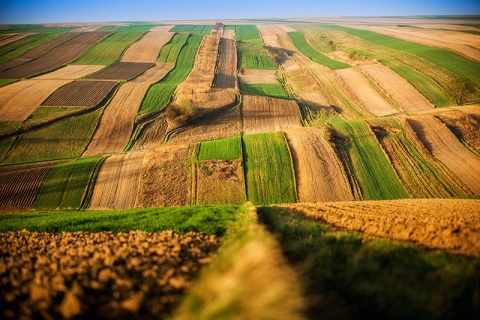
<box><xmin>1</xmin><ymin>18</ymin><xmax>480</xmax><ymax>320</ymax></box>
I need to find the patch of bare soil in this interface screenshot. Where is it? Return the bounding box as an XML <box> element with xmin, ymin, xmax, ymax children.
<box><xmin>280</xmin><ymin>199</ymin><xmax>480</xmax><ymax>257</ymax></box>
<box><xmin>436</xmin><ymin>110</ymin><xmax>480</xmax><ymax>152</ymax></box>
<box><xmin>214</xmin><ymin>33</ymin><xmax>237</xmax><ymax>89</ymax></box>
<box><xmin>41</xmin><ymin>80</ymin><xmax>118</xmax><ymax>107</ymax></box>
<box><xmin>0</xmin><ymin>230</ymin><xmax>220</xmax><ymax>319</ymax></box>
<box><xmin>121</xmin><ymin>30</ymin><xmax>174</xmax><ymax>63</ymax></box>
<box><xmin>87</xmin><ymin>62</ymin><xmax>154</xmax><ymax>81</ymax></box>
<box><xmin>238</xmin><ymin>69</ymin><xmax>279</xmax><ymax>84</ymax></box>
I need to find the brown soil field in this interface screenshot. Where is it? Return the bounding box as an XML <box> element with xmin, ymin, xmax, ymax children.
<box><xmin>196</xmin><ymin>159</ymin><xmax>246</xmax><ymax>205</ymax></box>
<box><xmin>0</xmin><ymin>164</ymin><xmax>51</xmax><ymax>211</ymax></box>
<box><xmin>87</xmin><ymin>62</ymin><xmax>154</xmax><ymax>81</ymax></box>
<box><xmin>238</xmin><ymin>68</ymin><xmax>279</xmax><ymax>84</ymax></box>
<box><xmin>256</xmin><ymin>24</ymin><xmax>282</xmax><ymax>48</ymax></box>
<box><xmin>358</xmin><ymin>63</ymin><xmax>433</xmax><ymax>113</ymax></box>
<box><xmin>89</xmin><ymin>151</ymin><xmax>145</xmax><ymax>210</ymax></box>
<box><xmin>284</xmin><ymin>127</ymin><xmax>353</xmax><ymax>202</ymax></box>
<box><xmin>214</xmin><ymin>32</ymin><xmax>237</xmax><ymax>89</ymax></box>
<box><xmin>131</xmin><ymin>117</ymin><xmax>169</xmax><ymax>151</ymax></box>
<box><xmin>407</xmin><ymin>115</ymin><xmax>480</xmax><ymax>193</ymax></box>
<box><xmin>121</xmin><ymin>31</ymin><xmax>174</xmax><ymax>63</ymax></box>
<box><xmin>280</xmin><ymin>199</ymin><xmax>480</xmax><ymax>257</ymax></box>
<box><xmin>167</xmin><ymin>105</ymin><xmax>242</xmax><ymax>144</ymax></box>
<box><xmin>0</xmin><ymin>79</ymin><xmax>71</xmax><ymax>121</ymax></box>
<box><xmin>0</xmin><ymin>230</ymin><xmax>221</xmax><ymax>319</ymax></box>
<box><xmin>33</xmin><ymin>65</ymin><xmax>104</xmax><ymax>80</ymax></box>
<box><xmin>363</xmin><ymin>25</ymin><xmax>480</xmax><ymax>62</ymax></box>
<box><xmin>0</xmin><ymin>32</ymin><xmax>110</xmax><ymax>79</ymax></box>
<box><xmin>436</xmin><ymin>109</ymin><xmax>480</xmax><ymax>151</ymax></box>
<box><xmin>335</xmin><ymin>67</ymin><xmax>399</xmax><ymax>117</ymax></box>
<box><xmin>242</xmin><ymin>95</ymin><xmax>303</xmax><ymax>135</ymax></box>
<box><xmin>176</xmin><ymin>35</ymin><xmax>220</xmax><ymax>95</ymax></box>
<box><xmin>83</xmin><ymin>63</ymin><xmax>173</xmax><ymax>156</ymax></box>
<box><xmin>0</xmin><ymin>33</ymin><xmax>34</xmax><ymax>47</ymax></box>
<box><xmin>41</xmin><ymin>80</ymin><xmax>118</xmax><ymax>107</ymax></box>
<box><xmin>135</xmin><ymin>144</ymin><xmax>192</xmax><ymax>208</ymax></box>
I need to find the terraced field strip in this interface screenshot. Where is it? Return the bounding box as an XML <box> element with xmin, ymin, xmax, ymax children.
<box><xmin>288</xmin><ymin>31</ymin><xmax>350</xmax><ymax>70</ymax></box>
<box><xmin>33</xmin><ymin>65</ymin><xmax>104</xmax><ymax>79</ymax></box>
<box><xmin>436</xmin><ymin>108</ymin><xmax>480</xmax><ymax>152</ymax></box>
<box><xmin>0</xmin><ymin>79</ymin><xmax>71</xmax><ymax>121</ymax></box>
<box><xmin>198</xmin><ymin>136</ymin><xmax>242</xmax><ymax>161</ymax></box>
<box><xmin>233</xmin><ymin>25</ymin><xmax>277</xmax><ymax>70</ymax></box>
<box><xmin>330</xmin><ymin>120</ymin><xmax>409</xmax><ymax>200</ymax></box>
<box><xmin>238</xmin><ymin>68</ymin><xmax>278</xmax><ymax>84</ymax></box>
<box><xmin>242</xmin><ymin>95</ymin><xmax>301</xmax><ymax>134</ymax></box>
<box><xmin>121</xmin><ymin>28</ymin><xmax>174</xmax><ymax>62</ymax></box>
<box><xmin>1</xmin><ymin>109</ymin><xmax>103</xmax><ymax>165</ymax></box>
<box><xmin>239</xmin><ymin>83</ymin><xmax>289</xmax><ymax>99</ymax></box>
<box><xmin>336</xmin><ymin>67</ymin><xmax>399</xmax><ymax>116</ymax></box>
<box><xmin>140</xmin><ymin>34</ymin><xmax>203</xmax><ymax>113</ymax></box>
<box><xmin>169</xmin><ymin>25</ymin><xmax>213</xmax><ymax>36</ymax></box>
<box><xmin>41</xmin><ymin>80</ymin><xmax>118</xmax><ymax>107</ymax></box>
<box><xmin>83</xmin><ymin>63</ymin><xmax>173</xmax><ymax>156</ymax></box>
<box><xmin>368</xmin><ymin>117</ymin><xmax>469</xmax><ymax>198</ymax></box>
<box><xmin>214</xmin><ymin>29</ymin><xmax>237</xmax><ymax>89</ymax></box>
<box><xmin>135</xmin><ymin>143</ymin><xmax>193</xmax><ymax>208</ymax></box>
<box><xmin>157</xmin><ymin>33</ymin><xmax>189</xmax><ymax>63</ymax></box>
<box><xmin>0</xmin><ymin>32</ymin><xmax>110</xmax><ymax>79</ymax></box>
<box><xmin>33</xmin><ymin>156</ymin><xmax>102</xmax><ymax>210</ymax></box>
<box><xmin>407</xmin><ymin>115</ymin><xmax>480</xmax><ymax>194</ymax></box>
<box><xmin>281</xmin><ymin>199</ymin><xmax>480</xmax><ymax>257</ymax></box>
<box><xmin>0</xmin><ymin>164</ymin><xmax>52</xmax><ymax>210</ymax></box>
<box><xmin>284</xmin><ymin>127</ymin><xmax>353</xmax><ymax>202</ymax></box>
<box><xmin>86</xmin><ymin>61</ymin><xmax>154</xmax><ymax>81</ymax></box>
<box><xmin>243</xmin><ymin>131</ymin><xmax>297</xmax><ymax>205</ymax></box>
<box><xmin>0</xmin><ymin>33</ymin><xmax>34</xmax><ymax>47</ymax></box>
<box><xmin>89</xmin><ymin>151</ymin><xmax>145</xmax><ymax>210</ymax></box>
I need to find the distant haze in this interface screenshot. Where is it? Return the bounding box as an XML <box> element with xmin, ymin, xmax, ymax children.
<box><xmin>0</xmin><ymin>0</ymin><xmax>479</xmax><ymax>24</ymax></box>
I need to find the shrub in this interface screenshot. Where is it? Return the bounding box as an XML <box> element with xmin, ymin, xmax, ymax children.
<box><xmin>165</xmin><ymin>98</ymin><xmax>197</xmax><ymax>126</ymax></box>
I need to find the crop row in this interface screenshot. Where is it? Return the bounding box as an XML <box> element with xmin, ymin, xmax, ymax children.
<box><xmin>157</xmin><ymin>33</ymin><xmax>189</xmax><ymax>63</ymax></box>
<box><xmin>169</xmin><ymin>25</ymin><xmax>213</xmax><ymax>35</ymax></box>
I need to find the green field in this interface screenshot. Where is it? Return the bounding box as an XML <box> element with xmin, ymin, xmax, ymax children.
<box><xmin>73</xmin><ymin>25</ymin><xmax>153</xmax><ymax>65</ymax></box>
<box><xmin>259</xmin><ymin>205</ymin><xmax>480</xmax><ymax>319</ymax></box>
<box><xmin>0</xmin><ymin>204</ymin><xmax>239</xmax><ymax>235</ymax></box>
<box><xmin>197</xmin><ymin>136</ymin><xmax>242</xmax><ymax>161</ymax></box>
<box><xmin>288</xmin><ymin>31</ymin><xmax>350</xmax><ymax>70</ymax></box>
<box><xmin>1</xmin><ymin>109</ymin><xmax>103</xmax><ymax>165</ymax></box>
<box><xmin>330</xmin><ymin>120</ymin><xmax>409</xmax><ymax>200</ymax></box>
<box><xmin>242</xmin><ymin>132</ymin><xmax>297</xmax><ymax>205</ymax></box>
<box><xmin>0</xmin><ymin>79</ymin><xmax>16</xmax><ymax>87</ymax></box>
<box><xmin>32</xmin><ymin>156</ymin><xmax>101</xmax><ymax>210</ymax></box>
<box><xmin>237</xmin><ymin>42</ymin><xmax>277</xmax><ymax>70</ymax></box>
<box><xmin>0</xmin><ymin>31</ymin><xmax>72</xmax><ymax>64</ymax></box>
<box><xmin>22</xmin><ymin>106</ymin><xmax>84</xmax><ymax>128</ymax></box>
<box><xmin>234</xmin><ymin>25</ymin><xmax>264</xmax><ymax>45</ymax></box>
<box><xmin>169</xmin><ymin>25</ymin><xmax>213</xmax><ymax>35</ymax></box>
<box><xmin>157</xmin><ymin>33</ymin><xmax>189</xmax><ymax>63</ymax></box>
<box><xmin>140</xmin><ymin>34</ymin><xmax>202</xmax><ymax>113</ymax></box>
<box><xmin>239</xmin><ymin>83</ymin><xmax>289</xmax><ymax>99</ymax></box>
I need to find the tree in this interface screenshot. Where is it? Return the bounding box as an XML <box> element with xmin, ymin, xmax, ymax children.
<box><xmin>446</xmin><ymin>77</ymin><xmax>476</xmax><ymax>105</ymax></box>
<box><xmin>165</xmin><ymin>98</ymin><xmax>197</xmax><ymax>126</ymax></box>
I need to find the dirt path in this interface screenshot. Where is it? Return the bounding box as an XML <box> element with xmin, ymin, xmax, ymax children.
<box><xmin>280</xmin><ymin>199</ymin><xmax>480</xmax><ymax>257</ymax></box>
<box><xmin>89</xmin><ymin>151</ymin><xmax>145</xmax><ymax>210</ymax></box>
<box><xmin>0</xmin><ymin>79</ymin><xmax>71</xmax><ymax>121</ymax></box>
<box><xmin>242</xmin><ymin>95</ymin><xmax>302</xmax><ymax>135</ymax></box>
<box><xmin>83</xmin><ymin>63</ymin><xmax>174</xmax><ymax>156</ymax></box>
<box><xmin>407</xmin><ymin>115</ymin><xmax>480</xmax><ymax>193</ymax></box>
<box><xmin>135</xmin><ymin>144</ymin><xmax>192</xmax><ymax>208</ymax></box>
<box><xmin>284</xmin><ymin>127</ymin><xmax>353</xmax><ymax>202</ymax></box>
<box><xmin>359</xmin><ymin>63</ymin><xmax>433</xmax><ymax>113</ymax></box>
<box><xmin>214</xmin><ymin>30</ymin><xmax>237</xmax><ymax>89</ymax></box>
<box><xmin>336</xmin><ymin>67</ymin><xmax>399</xmax><ymax>116</ymax></box>
<box><xmin>121</xmin><ymin>30</ymin><xmax>174</xmax><ymax>63</ymax></box>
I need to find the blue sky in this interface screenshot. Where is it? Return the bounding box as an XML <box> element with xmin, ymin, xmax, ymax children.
<box><xmin>0</xmin><ymin>0</ymin><xmax>479</xmax><ymax>24</ymax></box>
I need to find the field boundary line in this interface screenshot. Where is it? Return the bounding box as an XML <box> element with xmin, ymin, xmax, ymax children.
<box><xmin>80</xmin><ymin>156</ymin><xmax>108</xmax><ymax>209</ymax></box>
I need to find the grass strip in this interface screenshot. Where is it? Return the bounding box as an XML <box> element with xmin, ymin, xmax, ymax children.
<box><xmin>197</xmin><ymin>136</ymin><xmax>242</xmax><ymax>161</ymax></box>
<box><xmin>288</xmin><ymin>31</ymin><xmax>350</xmax><ymax>70</ymax></box>
<box><xmin>157</xmin><ymin>33</ymin><xmax>189</xmax><ymax>63</ymax></box>
<box><xmin>239</xmin><ymin>83</ymin><xmax>289</xmax><ymax>99</ymax></box>
<box><xmin>237</xmin><ymin>42</ymin><xmax>277</xmax><ymax>70</ymax></box>
<box><xmin>169</xmin><ymin>25</ymin><xmax>213</xmax><ymax>35</ymax></box>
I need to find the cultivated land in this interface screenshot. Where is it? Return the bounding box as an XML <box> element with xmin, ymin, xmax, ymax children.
<box><xmin>1</xmin><ymin>18</ymin><xmax>480</xmax><ymax>319</ymax></box>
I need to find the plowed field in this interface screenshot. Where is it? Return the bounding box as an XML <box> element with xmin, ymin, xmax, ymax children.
<box><xmin>359</xmin><ymin>63</ymin><xmax>433</xmax><ymax>113</ymax></box>
<box><xmin>41</xmin><ymin>80</ymin><xmax>118</xmax><ymax>107</ymax></box>
<box><xmin>83</xmin><ymin>63</ymin><xmax>173</xmax><ymax>156</ymax></box>
<box><xmin>336</xmin><ymin>67</ymin><xmax>399</xmax><ymax>116</ymax></box>
<box><xmin>214</xmin><ymin>32</ymin><xmax>237</xmax><ymax>89</ymax></box>
<box><xmin>284</xmin><ymin>128</ymin><xmax>353</xmax><ymax>202</ymax></box>
<box><xmin>33</xmin><ymin>65</ymin><xmax>103</xmax><ymax>80</ymax></box>
<box><xmin>121</xmin><ymin>30</ymin><xmax>174</xmax><ymax>62</ymax></box>
<box><xmin>0</xmin><ymin>230</ymin><xmax>220</xmax><ymax>319</ymax></box>
<box><xmin>242</xmin><ymin>95</ymin><xmax>302</xmax><ymax>134</ymax></box>
<box><xmin>0</xmin><ymin>79</ymin><xmax>71</xmax><ymax>121</ymax></box>
<box><xmin>89</xmin><ymin>151</ymin><xmax>145</xmax><ymax>210</ymax></box>
<box><xmin>135</xmin><ymin>144</ymin><xmax>192</xmax><ymax>208</ymax></box>
<box><xmin>280</xmin><ymin>199</ymin><xmax>480</xmax><ymax>257</ymax></box>
<box><xmin>0</xmin><ymin>164</ymin><xmax>51</xmax><ymax>211</ymax></box>
<box><xmin>238</xmin><ymin>68</ymin><xmax>278</xmax><ymax>84</ymax></box>
<box><xmin>407</xmin><ymin>115</ymin><xmax>480</xmax><ymax>193</ymax></box>
<box><xmin>87</xmin><ymin>62</ymin><xmax>154</xmax><ymax>81</ymax></box>
<box><xmin>0</xmin><ymin>32</ymin><xmax>109</xmax><ymax>79</ymax></box>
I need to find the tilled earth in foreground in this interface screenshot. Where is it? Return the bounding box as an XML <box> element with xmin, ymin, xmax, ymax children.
<box><xmin>0</xmin><ymin>230</ymin><xmax>221</xmax><ymax>319</ymax></box>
